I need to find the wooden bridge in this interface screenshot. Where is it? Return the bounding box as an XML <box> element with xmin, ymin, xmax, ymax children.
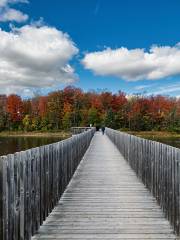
<box><xmin>0</xmin><ymin>128</ymin><xmax>180</xmax><ymax>239</ymax></box>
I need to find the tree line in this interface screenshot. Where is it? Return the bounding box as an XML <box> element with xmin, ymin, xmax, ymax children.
<box><xmin>0</xmin><ymin>86</ymin><xmax>179</xmax><ymax>132</ymax></box>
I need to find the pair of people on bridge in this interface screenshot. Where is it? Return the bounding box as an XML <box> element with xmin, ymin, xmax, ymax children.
<box><xmin>94</xmin><ymin>125</ymin><xmax>105</xmax><ymax>134</ymax></box>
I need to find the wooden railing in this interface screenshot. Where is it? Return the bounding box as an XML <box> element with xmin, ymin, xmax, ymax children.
<box><xmin>71</xmin><ymin>127</ymin><xmax>92</xmax><ymax>135</ymax></box>
<box><xmin>0</xmin><ymin>128</ymin><xmax>95</xmax><ymax>240</ymax></box>
<box><xmin>106</xmin><ymin>128</ymin><xmax>180</xmax><ymax>235</ymax></box>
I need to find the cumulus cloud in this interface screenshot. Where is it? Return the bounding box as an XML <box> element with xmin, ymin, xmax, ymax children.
<box><xmin>0</xmin><ymin>0</ymin><xmax>28</xmax><ymax>22</ymax></box>
<box><xmin>0</xmin><ymin>8</ymin><xmax>28</xmax><ymax>22</ymax></box>
<box><xmin>0</xmin><ymin>0</ymin><xmax>28</xmax><ymax>7</ymax></box>
<box><xmin>82</xmin><ymin>45</ymin><xmax>180</xmax><ymax>81</ymax></box>
<box><xmin>0</xmin><ymin>25</ymin><xmax>78</xmax><ymax>95</ymax></box>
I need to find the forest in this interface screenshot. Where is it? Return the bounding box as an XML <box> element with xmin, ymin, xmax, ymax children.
<box><xmin>0</xmin><ymin>86</ymin><xmax>180</xmax><ymax>132</ymax></box>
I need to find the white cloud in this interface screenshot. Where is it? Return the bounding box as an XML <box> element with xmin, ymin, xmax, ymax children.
<box><xmin>0</xmin><ymin>8</ymin><xmax>28</xmax><ymax>22</ymax></box>
<box><xmin>149</xmin><ymin>83</ymin><xmax>180</xmax><ymax>95</ymax></box>
<box><xmin>134</xmin><ymin>84</ymin><xmax>154</xmax><ymax>90</ymax></box>
<box><xmin>82</xmin><ymin>45</ymin><xmax>180</xmax><ymax>81</ymax></box>
<box><xmin>0</xmin><ymin>25</ymin><xmax>78</xmax><ymax>95</ymax></box>
<box><xmin>0</xmin><ymin>0</ymin><xmax>7</xmax><ymax>7</ymax></box>
<box><xmin>0</xmin><ymin>0</ymin><xmax>28</xmax><ymax>7</ymax></box>
<box><xmin>0</xmin><ymin>0</ymin><xmax>28</xmax><ymax>22</ymax></box>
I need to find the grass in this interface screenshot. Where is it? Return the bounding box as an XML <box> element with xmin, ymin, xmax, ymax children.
<box><xmin>121</xmin><ymin>130</ymin><xmax>180</xmax><ymax>139</ymax></box>
<box><xmin>120</xmin><ymin>130</ymin><xmax>180</xmax><ymax>148</ymax></box>
<box><xmin>0</xmin><ymin>130</ymin><xmax>71</xmax><ymax>138</ymax></box>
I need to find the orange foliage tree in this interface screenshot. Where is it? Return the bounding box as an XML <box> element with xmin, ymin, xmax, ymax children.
<box><xmin>6</xmin><ymin>94</ymin><xmax>23</xmax><ymax>123</ymax></box>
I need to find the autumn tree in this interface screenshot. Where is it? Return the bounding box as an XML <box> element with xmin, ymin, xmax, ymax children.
<box><xmin>88</xmin><ymin>107</ymin><xmax>102</xmax><ymax>126</ymax></box>
<box><xmin>47</xmin><ymin>91</ymin><xmax>64</xmax><ymax>129</ymax></box>
<box><xmin>0</xmin><ymin>95</ymin><xmax>7</xmax><ymax>130</ymax></box>
<box><xmin>6</xmin><ymin>94</ymin><xmax>24</xmax><ymax>129</ymax></box>
<box><xmin>39</xmin><ymin>96</ymin><xmax>48</xmax><ymax>118</ymax></box>
<box><xmin>23</xmin><ymin>99</ymin><xmax>32</xmax><ymax>115</ymax></box>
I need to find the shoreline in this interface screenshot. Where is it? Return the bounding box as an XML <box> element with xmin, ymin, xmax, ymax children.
<box><xmin>122</xmin><ymin>130</ymin><xmax>180</xmax><ymax>139</ymax></box>
<box><xmin>0</xmin><ymin>131</ymin><xmax>71</xmax><ymax>138</ymax></box>
<box><xmin>0</xmin><ymin>130</ymin><xmax>179</xmax><ymax>140</ymax></box>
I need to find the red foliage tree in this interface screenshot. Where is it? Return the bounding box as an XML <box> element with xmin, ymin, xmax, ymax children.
<box><xmin>111</xmin><ymin>91</ymin><xmax>127</xmax><ymax>112</ymax></box>
<box><xmin>6</xmin><ymin>94</ymin><xmax>23</xmax><ymax>122</ymax></box>
<box><xmin>39</xmin><ymin>96</ymin><xmax>48</xmax><ymax>117</ymax></box>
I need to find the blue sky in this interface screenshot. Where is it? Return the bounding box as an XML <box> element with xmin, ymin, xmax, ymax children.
<box><xmin>0</xmin><ymin>0</ymin><xmax>180</xmax><ymax>96</ymax></box>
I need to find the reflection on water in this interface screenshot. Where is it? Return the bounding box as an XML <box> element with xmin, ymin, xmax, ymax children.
<box><xmin>0</xmin><ymin>135</ymin><xmax>179</xmax><ymax>157</ymax></box>
<box><xmin>0</xmin><ymin>137</ymin><xmax>64</xmax><ymax>156</ymax></box>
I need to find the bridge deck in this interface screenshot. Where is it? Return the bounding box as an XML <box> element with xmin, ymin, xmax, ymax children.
<box><xmin>32</xmin><ymin>132</ymin><xmax>177</xmax><ymax>240</ymax></box>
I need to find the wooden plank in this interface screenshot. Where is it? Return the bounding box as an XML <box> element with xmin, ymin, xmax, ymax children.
<box><xmin>7</xmin><ymin>154</ymin><xmax>15</xmax><ymax>240</ymax></box>
<box><xmin>14</xmin><ymin>152</ymin><xmax>20</xmax><ymax>240</ymax></box>
<box><xmin>0</xmin><ymin>156</ymin><xmax>8</xmax><ymax>240</ymax></box>
<box><xmin>0</xmin><ymin>156</ymin><xmax>3</xmax><ymax>238</ymax></box>
<box><xmin>20</xmin><ymin>151</ymin><xmax>26</xmax><ymax>240</ymax></box>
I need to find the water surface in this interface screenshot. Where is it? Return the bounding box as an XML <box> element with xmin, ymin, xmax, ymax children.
<box><xmin>0</xmin><ymin>136</ymin><xmax>65</xmax><ymax>156</ymax></box>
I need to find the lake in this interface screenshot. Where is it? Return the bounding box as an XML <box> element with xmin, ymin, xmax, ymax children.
<box><xmin>0</xmin><ymin>136</ymin><xmax>65</xmax><ymax>156</ymax></box>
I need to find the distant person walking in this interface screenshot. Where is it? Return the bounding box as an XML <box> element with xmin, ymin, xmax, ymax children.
<box><xmin>101</xmin><ymin>126</ymin><xmax>105</xmax><ymax>135</ymax></box>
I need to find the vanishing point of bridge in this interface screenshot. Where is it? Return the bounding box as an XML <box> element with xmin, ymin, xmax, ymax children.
<box><xmin>0</xmin><ymin>128</ymin><xmax>180</xmax><ymax>239</ymax></box>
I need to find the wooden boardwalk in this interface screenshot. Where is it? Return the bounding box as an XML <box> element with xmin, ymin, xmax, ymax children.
<box><xmin>32</xmin><ymin>132</ymin><xmax>178</xmax><ymax>240</ymax></box>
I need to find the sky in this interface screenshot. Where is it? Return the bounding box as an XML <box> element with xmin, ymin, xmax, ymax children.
<box><xmin>0</xmin><ymin>0</ymin><xmax>180</xmax><ymax>97</ymax></box>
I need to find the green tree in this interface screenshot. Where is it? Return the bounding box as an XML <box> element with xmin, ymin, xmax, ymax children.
<box><xmin>22</xmin><ymin>115</ymin><xmax>32</xmax><ymax>131</ymax></box>
<box><xmin>47</xmin><ymin>91</ymin><xmax>64</xmax><ymax>129</ymax></box>
<box><xmin>40</xmin><ymin>117</ymin><xmax>51</xmax><ymax>131</ymax></box>
<box><xmin>104</xmin><ymin>109</ymin><xmax>116</xmax><ymax>128</ymax></box>
<box><xmin>88</xmin><ymin>108</ymin><xmax>101</xmax><ymax>126</ymax></box>
<box><xmin>62</xmin><ymin>112</ymin><xmax>72</xmax><ymax>129</ymax></box>
<box><xmin>31</xmin><ymin>117</ymin><xmax>41</xmax><ymax>131</ymax></box>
